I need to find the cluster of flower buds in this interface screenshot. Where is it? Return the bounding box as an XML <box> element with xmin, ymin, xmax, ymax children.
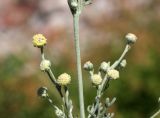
<box><xmin>83</xmin><ymin>61</ymin><xmax>103</xmax><ymax>85</ymax></box>
<box><xmin>32</xmin><ymin>31</ymin><xmax>138</xmax><ymax>118</ymax></box>
<box><xmin>84</xmin><ymin>60</ymin><xmax>121</xmax><ymax>86</ymax></box>
<box><xmin>32</xmin><ymin>34</ymin><xmax>72</xmax><ymax>87</ymax></box>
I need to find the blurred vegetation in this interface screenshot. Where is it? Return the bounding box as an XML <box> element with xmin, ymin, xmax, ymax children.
<box><xmin>0</xmin><ymin>0</ymin><xmax>160</xmax><ymax>118</ymax></box>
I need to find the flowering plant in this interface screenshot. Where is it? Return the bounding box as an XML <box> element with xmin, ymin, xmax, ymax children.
<box><xmin>32</xmin><ymin>0</ymin><xmax>139</xmax><ymax>118</ymax></box>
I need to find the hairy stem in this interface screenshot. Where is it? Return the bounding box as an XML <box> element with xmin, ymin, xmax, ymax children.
<box><xmin>73</xmin><ymin>13</ymin><xmax>85</xmax><ymax>118</ymax></box>
<box><xmin>79</xmin><ymin>0</ymin><xmax>83</xmax><ymax>12</ymax></box>
<box><xmin>64</xmin><ymin>86</ymin><xmax>73</xmax><ymax>118</ymax></box>
<box><xmin>88</xmin><ymin>75</ymin><xmax>109</xmax><ymax>118</ymax></box>
<box><xmin>46</xmin><ymin>69</ymin><xmax>63</xmax><ymax>98</ymax></box>
<box><xmin>111</xmin><ymin>44</ymin><xmax>130</xmax><ymax>69</ymax></box>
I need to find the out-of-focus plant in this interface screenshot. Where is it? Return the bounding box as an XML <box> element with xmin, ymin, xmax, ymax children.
<box><xmin>32</xmin><ymin>0</ymin><xmax>138</xmax><ymax>118</ymax></box>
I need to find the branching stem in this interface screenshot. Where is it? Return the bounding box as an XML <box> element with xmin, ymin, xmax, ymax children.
<box><xmin>111</xmin><ymin>44</ymin><xmax>130</xmax><ymax>69</ymax></box>
<box><xmin>88</xmin><ymin>75</ymin><xmax>110</xmax><ymax>118</ymax></box>
<box><xmin>40</xmin><ymin>47</ymin><xmax>64</xmax><ymax>98</ymax></box>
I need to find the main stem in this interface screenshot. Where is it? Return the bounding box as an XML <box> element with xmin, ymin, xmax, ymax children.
<box><xmin>73</xmin><ymin>13</ymin><xmax>85</xmax><ymax>118</ymax></box>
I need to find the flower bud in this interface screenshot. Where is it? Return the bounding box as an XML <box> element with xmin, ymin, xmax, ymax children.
<box><xmin>37</xmin><ymin>87</ymin><xmax>48</xmax><ymax>98</ymax></box>
<box><xmin>40</xmin><ymin>60</ymin><xmax>51</xmax><ymax>71</ymax></box>
<box><xmin>83</xmin><ymin>61</ymin><xmax>93</xmax><ymax>71</ymax></box>
<box><xmin>107</xmin><ymin>69</ymin><xmax>119</xmax><ymax>79</ymax></box>
<box><xmin>120</xmin><ymin>59</ymin><xmax>127</xmax><ymax>68</ymax></box>
<box><xmin>32</xmin><ymin>34</ymin><xmax>47</xmax><ymax>48</ymax></box>
<box><xmin>99</xmin><ymin>61</ymin><xmax>110</xmax><ymax>72</ymax></box>
<box><xmin>91</xmin><ymin>74</ymin><xmax>102</xmax><ymax>85</ymax></box>
<box><xmin>57</xmin><ymin>73</ymin><xmax>71</xmax><ymax>86</ymax></box>
<box><xmin>126</xmin><ymin>33</ymin><xmax>137</xmax><ymax>44</ymax></box>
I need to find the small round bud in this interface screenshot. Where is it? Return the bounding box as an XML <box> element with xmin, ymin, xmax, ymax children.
<box><xmin>40</xmin><ymin>60</ymin><xmax>51</xmax><ymax>71</ymax></box>
<box><xmin>32</xmin><ymin>34</ymin><xmax>47</xmax><ymax>47</ymax></box>
<box><xmin>107</xmin><ymin>69</ymin><xmax>119</xmax><ymax>79</ymax></box>
<box><xmin>37</xmin><ymin>87</ymin><xmax>48</xmax><ymax>98</ymax></box>
<box><xmin>99</xmin><ymin>61</ymin><xmax>110</xmax><ymax>72</ymax></box>
<box><xmin>57</xmin><ymin>73</ymin><xmax>71</xmax><ymax>86</ymax></box>
<box><xmin>126</xmin><ymin>33</ymin><xmax>137</xmax><ymax>44</ymax></box>
<box><xmin>91</xmin><ymin>74</ymin><xmax>102</xmax><ymax>85</ymax></box>
<box><xmin>120</xmin><ymin>59</ymin><xmax>127</xmax><ymax>68</ymax></box>
<box><xmin>83</xmin><ymin>61</ymin><xmax>93</xmax><ymax>71</ymax></box>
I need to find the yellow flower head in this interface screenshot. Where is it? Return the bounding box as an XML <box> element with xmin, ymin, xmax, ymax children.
<box><xmin>32</xmin><ymin>34</ymin><xmax>47</xmax><ymax>47</ymax></box>
<box><xmin>57</xmin><ymin>73</ymin><xmax>71</xmax><ymax>86</ymax></box>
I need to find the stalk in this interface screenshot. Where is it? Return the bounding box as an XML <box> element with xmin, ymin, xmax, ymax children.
<box><xmin>73</xmin><ymin>13</ymin><xmax>85</xmax><ymax>118</ymax></box>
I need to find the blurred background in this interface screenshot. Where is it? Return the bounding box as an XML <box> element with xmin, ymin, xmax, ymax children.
<box><xmin>0</xmin><ymin>0</ymin><xmax>160</xmax><ymax>118</ymax></box>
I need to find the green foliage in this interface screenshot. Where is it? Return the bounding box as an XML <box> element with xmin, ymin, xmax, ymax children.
<box><xmin>0</xmin><ymin>55</ymin><xmax>24</xmax><ymax>80</ymax></box>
